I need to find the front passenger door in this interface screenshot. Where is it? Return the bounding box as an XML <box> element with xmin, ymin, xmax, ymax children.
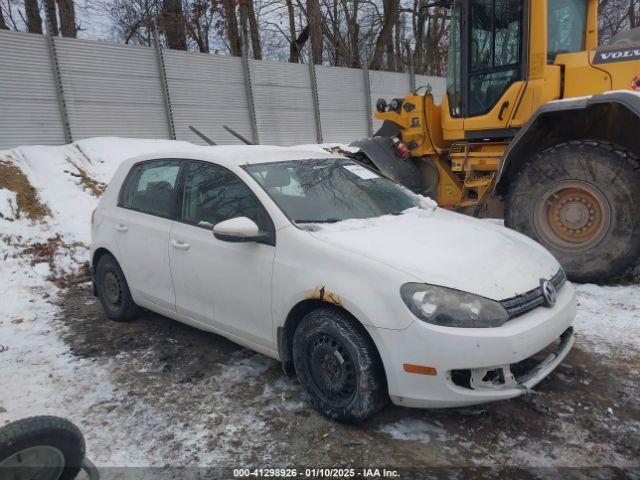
<box><xmin>169</xmin><ymin>161</ymin><xmax>276</xmax><ymax>348</ymax></box>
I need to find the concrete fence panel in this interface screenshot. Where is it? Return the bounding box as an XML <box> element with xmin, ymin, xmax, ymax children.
<box><xmin>164</xmin><ymin>50</ymin><xmax>252</xmax><ymax>146</ymax></box>
<box><xmin>55</xmin><ymin>37</ymin><xmax>169</xmax><ymax>141</ymax></box>
<box><xmin>315</xmin><ymin>65</ymin><xmax>369</xmax><ymax>144</ymax></box>
<box><xmin>0</xmin><ymin>30</ymin><xmax>66</xmax><ymax>149</ymax></box>
<box><xmin>0</xmin><ymin>30</ymin><xmax>446</xmax><ymax>151</ymax></box>
<box><xmin>250</xmin><ymin>59</ymin><xmax>317</xmax><ymax>146</ymax></box>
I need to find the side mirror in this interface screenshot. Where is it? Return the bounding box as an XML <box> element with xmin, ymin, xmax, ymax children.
<box><xmin>213</xmin><ymin>217</ymin><xmax>266</xmax><ymax>243</ymax></box>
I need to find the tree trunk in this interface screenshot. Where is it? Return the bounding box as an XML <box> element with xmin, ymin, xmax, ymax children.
<box><xmin>341</xmin><ymin>0</ymin><xmax>361</xmax><ymax>67</ymax></box>
<box><xmin>246</xmin><ymin>0</ymin><xmax>261</xmax><ymax>59</ymax></box>
<box><xmin>239</xmin><ymin>0</ymin><xmax>261</xmax><ymax>59</ymax></box>
<box><xmin>285</xmin><ymin>0</ymin><xmax>300</xmax><ymax>62</ymax></box>
<box><xmin>307</xmin><ymin>0</ymin><xmax>323</xmax><ymax>64</ymax></box>
<box><xmin>0</xmin><ymin>5</ymin><xmax>9</xmax><ymax>30</ymax></box>
<box><xmin>370</xmin><ymin>0</ymin><xmax>399</xmax><ymax>70</ymax></box>
<box><xmin>44</xmin><ymin>0</ymin><xmax>58</xmax><ymax>35</ymax></box>
<box><xmin>161</xmin><ymin>0</ymin><xmax>187</xmax><ymax>49</ymax></box>
<box><xmin>629</xmin><ymin>0</ymin><xmax>638</xmax><ymax>28</ymax></box>
<box><xmin>56</xmin><ymin>0</ymin><xmax>77</xmax><ymax>37</ymax></box>
<box><xmin>331</xmin><ymin>0</ymin><xmax>340</xmax><ymax>65</ymax></box>
<box><xmin>25</xmin><ymin>0</ymin><xmax>43</xmax><ymax>34</ymax></box>
<box><xmin>221</xmin><ymin>0</ymin><xmax>242</xmax><ymax>56</ymax></box>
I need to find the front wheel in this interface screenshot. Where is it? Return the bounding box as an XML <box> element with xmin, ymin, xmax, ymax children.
<box><xmin>506</xmin><ymin>140</ymin><xmax>640</xmax><ymax>283</ymax></box>
<box><xmin>292</xmin><ymin>307</ymin><xmax>388</xmax><ymax>423</ymax></box>
<box><xmin>0</xmin><ymin>416</ymin><xmax>85</xmax><ymax>480</ymax></box>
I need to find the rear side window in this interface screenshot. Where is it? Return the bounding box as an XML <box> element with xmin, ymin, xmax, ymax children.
<box><xmin>119</xmin><ymin>160</ymin><xmax>182</xmax><ymax>219</ymax></box>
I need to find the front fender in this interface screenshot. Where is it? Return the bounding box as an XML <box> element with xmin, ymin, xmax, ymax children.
<box><xmin>496</xmin><ymin>90</ymin><xmax>640</xmax><ymax>195</ymax></box>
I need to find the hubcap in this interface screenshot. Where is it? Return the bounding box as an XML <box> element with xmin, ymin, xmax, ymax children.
<box><xmin>307</xmin><ymin>334</ymin><xmax>356</xmax><ymax>407</ymax></box>
<box><xmin>102</xmin><ymin>269</ymin><xmax>122</xmax><ymax>309</ymax></box>
<box><xmin>535</xmin><ymin>180</ymin><xmax>611</xmax><ymax>251</ymax></box>
<box><xmin>0</xmin><ymin>446</ymin><xmax>65</xmax><ymax>480</ymax></box>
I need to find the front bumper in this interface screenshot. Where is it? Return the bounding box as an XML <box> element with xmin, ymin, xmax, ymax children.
<box><xmin>368</xmin><ymin>281</ymin><xmax>576</xmax><ymax>408</ymax></box>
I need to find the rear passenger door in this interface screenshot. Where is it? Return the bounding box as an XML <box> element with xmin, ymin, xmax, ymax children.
<box><xmin>114</xmin><ymin>159</ymin><xmax>182</xmax><ymax>312</ymax></box>
<box><xmin>169</xmin><ymin>161</ymin><xmax>276</xmax><ymax>348</ymax></box>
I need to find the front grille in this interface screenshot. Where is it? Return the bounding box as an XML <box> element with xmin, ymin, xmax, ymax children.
<box><xmin>500</xmin><ymin>269</ymin><xmax>567</xmax><ymax>318</ymax></box>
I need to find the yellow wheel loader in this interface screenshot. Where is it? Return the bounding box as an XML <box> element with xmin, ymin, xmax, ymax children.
<box><xmin>352</xmin><ymin>0</ymin><xmax>640</xmax><ymax>283</ymax></box>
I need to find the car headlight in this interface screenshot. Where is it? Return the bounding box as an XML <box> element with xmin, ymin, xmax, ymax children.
<box><xmin>400</xmin><ymin>283</ymin><xmax>509</xmax><ymax>328</ymax></box>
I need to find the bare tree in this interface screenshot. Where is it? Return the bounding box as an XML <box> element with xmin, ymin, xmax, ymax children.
<box><xmin>43</xmin><ymin>0</ymin><xmax>58</xmax><ymax>35</ymax></box>
<box><xmin>57</xmin><ymin>0</ymin><xmax>77</xmax><ymax>37</ymax></box>
<box><xmin>370</xmin><ymin>0</ymin><xmax>399</xmax><ymax>70</ymax></box>
<box><xmin>239</xmin><ymin>0</ymin><xmax>262</xmax><ymax>58</ymax></box>
<box><xmin>160</xmin><ymin>0</ymin><xmax>187</xmax><ymax>49</ymax></box>
<box><xmin>185</xmin><ymin>0</ymin><xmax>215</xmax><ymax>52</ymax></box>
<box><xmin>221</xmin><ymin>0</ymin><xmax>242</xmax><ymax>55</ymax></box>
<box><xmin>0</xmin><ymin>3</ymin><xmax>8</xmax><ymax>29</ymax></box>
<box><xmin>307</xmin><ymin>0</ymin><xmax>322</xmax><ymax>63</ymax></box>
<box><xmin>24</xmin><ymin>0</ymin><xmax>42</xmax><ymax>33</ymax></box>
<box><xmin>341</xmin><ymin>0</ymin><xmax>361</xmax><ymax>67</ymax></box>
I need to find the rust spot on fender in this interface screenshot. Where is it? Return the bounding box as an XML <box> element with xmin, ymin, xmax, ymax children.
<box><xmin>307</xmin><ymin>286</ymin><xmax>343</xmax><ymax>307</ymax></box>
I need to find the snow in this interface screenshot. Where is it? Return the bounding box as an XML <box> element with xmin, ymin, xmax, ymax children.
<box><xmin>0</xmin><ymin>189</ymin><xmax>17</xmax><ymax>220</ymax></box>
<box><xmin>0</xmin><ymin>136</ymin><xmax>639</xmax><ymax>466</ymax></box>
<box><xmin>379</xmin><ymin>419</ymin><xmax>450</xmax><ymax>444</ymax></box>
<box><xmin>307</xmin><ymin>206</ymin><xmax>437</xmax><ymax>232</ymax></box>
<box><xmin>574</xmin><ymin>283</ymin><xmax>640</xmax><ymax>353</ymax></box>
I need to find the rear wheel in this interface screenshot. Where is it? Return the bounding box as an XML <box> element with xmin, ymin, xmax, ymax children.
<box><xmin>506</xmin><ymin>140</ymin><xmax>640</xmax><ymax>282</ymax></box>
<box><xmin>95</xmin><ymin>253</ymin><xmax>140</xmax><ymax>322</ymax></box>
<box><xmin>292</xmin><ymin>307</ymin><xmax>388</xmax><ymax>423</ymax></box>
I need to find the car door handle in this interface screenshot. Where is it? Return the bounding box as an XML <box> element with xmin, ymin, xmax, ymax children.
<box><xmin>171</xmin><ymin>239</ymin><xmax>191</xmax><ymax>251</ymax></box>
<box><xmin>115</xmin><ymin>224</ymin><xmax>128</xmax><ymax>232</ymax></box>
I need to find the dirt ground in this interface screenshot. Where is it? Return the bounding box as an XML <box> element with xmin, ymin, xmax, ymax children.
<box><xmin>59</xmin><ymin>284</ymin><xmax>640</xmax><ymax>478</ymax></box>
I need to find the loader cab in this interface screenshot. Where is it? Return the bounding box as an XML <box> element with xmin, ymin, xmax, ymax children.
<box><xmin>420</xmin><ymin>0</ymin><xmax>594</xmax><ymax>138</ymax></box>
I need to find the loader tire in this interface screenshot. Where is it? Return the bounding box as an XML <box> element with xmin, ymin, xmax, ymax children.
<box><xmin>505</xmin><ymin>140</ymin><xmax>640</xmax><ymax>283</ymax></box>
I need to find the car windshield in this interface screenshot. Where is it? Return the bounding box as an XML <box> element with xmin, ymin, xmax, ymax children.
<box><xmin>243</xmin><ymin>158</ymin><xmax>423</xmax><ymax>224</ymax></box>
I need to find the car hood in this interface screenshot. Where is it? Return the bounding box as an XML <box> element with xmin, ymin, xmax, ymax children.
<box><xmin>308</xmin><ymin>208</ymin><xmax>560</xmax><ymax>301</ymax></box>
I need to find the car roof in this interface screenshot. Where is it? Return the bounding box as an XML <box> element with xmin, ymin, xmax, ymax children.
<box><xmin>121</xmin><ymin>144</ymin><xmax>346</xmax><ymax>169</ymax></box>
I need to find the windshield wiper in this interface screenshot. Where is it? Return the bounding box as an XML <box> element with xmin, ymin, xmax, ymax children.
<box><xmin>294</xmin><ymin>219</ymin><xmax>341</xmax><ymax>224</ymax></box>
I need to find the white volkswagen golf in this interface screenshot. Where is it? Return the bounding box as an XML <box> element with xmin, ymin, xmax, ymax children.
<box><xmin>91</xmin><ymin>146</ymin><xmax>576</xmax><ymax>422</ymax></box>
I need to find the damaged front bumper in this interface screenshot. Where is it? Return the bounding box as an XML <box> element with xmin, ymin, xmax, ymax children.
<box><xmin>368</xmin><ymin>280</ymin><xmax>576</xmax><ymax>409</ymax></box>
<box><xmin>451</xmin><ymin>327</ymin><xmax>575</xmax><ymax>392</ymax></box>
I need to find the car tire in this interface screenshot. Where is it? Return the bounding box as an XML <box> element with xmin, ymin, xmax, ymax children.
<box><xmin>95</xmin><ymin>253</ymin><xmax>140</xmax><ymax>322</ymax></box>
<box><xmin>292</xmin><ymin>307</ymin><xmax>388</xmax><ymax>423</ymax></box>
<box><xmin>505</xmin><ymin>140</ymin><xmax>640</xmax><ymax>283</ymax></box>
<box><xmin>0</xmin><ymin>416</ymin><xmax>85</xmax><ymax>480</ymax></box>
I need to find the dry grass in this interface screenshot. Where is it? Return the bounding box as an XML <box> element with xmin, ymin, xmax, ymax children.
<box><xmin>22</xmin><ymin>234</ymin><xmax>91</xmax><ymax>288</ymax></box>
<box><xmin>0</xmin><ymin>160</ymin><xmax>50</xmax><ymax>220</ymax></box>
<box><xmin>22</xmin><ymin>234</ymin><xmax>63</xmax><ymax>266</ymax></box>
<box><xmin>66</xmin><ymin>158</ymin><xmax>106</xmax><ymax>197</ymax></box>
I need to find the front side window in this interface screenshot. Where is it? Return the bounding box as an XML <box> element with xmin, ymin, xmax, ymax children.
<box><xmin>468</xmin><ymin>0</ymin><xmax>522</xmax><ymax>116</ymax></box>
<box><xmin>244</xmin><ymin>158</ymin><xmax>422</xmax><ymax>224</ymax></box>
<box><xmin>181</xmin><ymin>161</ymin><xmax>270</xmax><ymax>230</ymax></box>
<box><xmin>547</xmin><ymin>0</ymin><xmax>587</xmax><ymax>62</ymax></box>
<box><xmin>120</xmin><ymin>160</ymin><xmax>181</xmax><ymax>218</ymax></box>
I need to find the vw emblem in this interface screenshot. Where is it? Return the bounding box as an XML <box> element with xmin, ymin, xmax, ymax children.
<box><xmin>541</xmin><ymin>279</ymin><xmax>557</xmax><ymax>307</ymax></box>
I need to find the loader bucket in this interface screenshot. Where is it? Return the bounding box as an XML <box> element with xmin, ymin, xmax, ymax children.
<box><xmin>350</xmin><ymin>137</ymin><xmax>424</xmax><ymax>193</ymax></box>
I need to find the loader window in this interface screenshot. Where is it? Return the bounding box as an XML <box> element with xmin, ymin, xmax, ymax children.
<box><xmin>547</xmin><ymin>0</ymin><xmax>587</xmax><ymax>62</ymax></box>
<box><xmin>446</xmin><ymin>1</ymin><xmax>463</xmax><ymax>117</ymax></box>
<box><xmin>468</xmin><ymin>0</ymin><xmax>522</xmax><ymax>116</ymax></box>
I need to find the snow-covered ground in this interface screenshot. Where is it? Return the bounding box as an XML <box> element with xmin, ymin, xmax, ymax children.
<box><xmin>0</xmin><ymin>137</ymin><xmax>638</xmax><ymax>468</ymax></box>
